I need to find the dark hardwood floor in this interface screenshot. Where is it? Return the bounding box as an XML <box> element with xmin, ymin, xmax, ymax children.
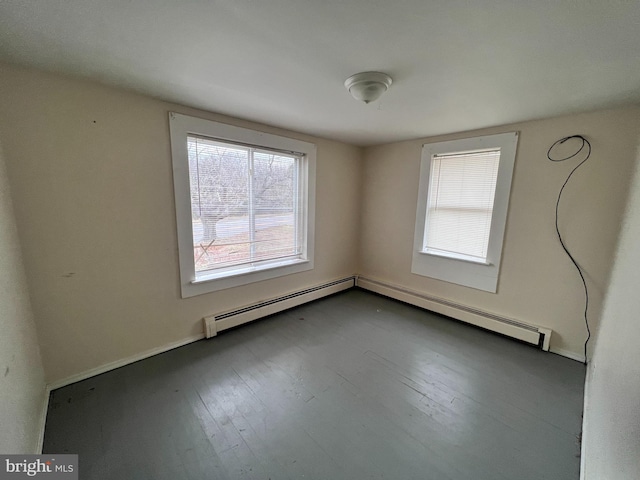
<box><xmin>43</xmin><ymin>289</ymin><xmax>585</xmax><ymax>479</ymax></box>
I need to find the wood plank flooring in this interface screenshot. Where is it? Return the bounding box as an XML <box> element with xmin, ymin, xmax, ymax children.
<box><xmin>43</xmin><ymin>289</ymin><xmax>585</xmax><ymax>479</ymax></box>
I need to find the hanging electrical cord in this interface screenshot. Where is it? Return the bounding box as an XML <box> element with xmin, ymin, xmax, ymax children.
<box><xmin>547</xmin><ymin>135</ymin><xmax>592</xmax><ymax>365</ymax></box>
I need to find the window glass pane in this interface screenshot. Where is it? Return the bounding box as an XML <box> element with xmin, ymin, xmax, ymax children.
<box><xmin>187</xmin><ymin>136</ymin><xmax>300</xmax><ymax>275</ymax></box>
<box><xmin>425</xmin><ymin>150</ymin><xmax>500</xmax><ymax>260</ymax></box>
<box><xmin>253</xmin><ymin>151</ymin><xmax>298</xmax><ymax>262</ymax></box>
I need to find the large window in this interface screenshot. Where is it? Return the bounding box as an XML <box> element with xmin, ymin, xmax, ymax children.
<box><xmin>170</xmin><ymin>113</ymin><xmax>315</xmax><ymax>297</ymax></box>
<box><xmin>412</xmin><ymin>132</ymin><xmax>518</xmax><ymax>292</ymax></box>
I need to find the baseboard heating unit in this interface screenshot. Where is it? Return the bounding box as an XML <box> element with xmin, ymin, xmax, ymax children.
<box><xmin>204</xmin><ymin>276</ymin><xmax>356</xmax><ymax>338</ymax></box>
<box><xmin>356</xmin><ymin>276</ymin><xmax>552</xmax><ymax>351</ymax></box>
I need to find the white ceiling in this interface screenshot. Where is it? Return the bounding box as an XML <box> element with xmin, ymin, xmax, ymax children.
<box><xmin>1</xmin><ymin>1</ymin><xmax>639</xmax><ymax>146</ymax></box>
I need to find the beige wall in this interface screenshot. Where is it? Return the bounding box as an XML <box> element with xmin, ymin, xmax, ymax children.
<box><xmin>0</xmin><ymin>140</ymin><xmax>46</xmax><ymax>453</ymax></box>
<box><xmin>359</xmin><ymin>107</ymin><xmax>640</xmax><ymax>358</ymax></box>
<box><xmin>582</xmin><ymin>140</ymin><xmax>640</xmax><ymax>480</ymax></box>
<box><xmin>0</xmin><ymin>64</ymin><xmax>362</xmax><ymax>385</ymax></box>
<box><xmin>1</xmin><ymin>59</ymin><xmax>637</xmax><ymax>388</ymax></box>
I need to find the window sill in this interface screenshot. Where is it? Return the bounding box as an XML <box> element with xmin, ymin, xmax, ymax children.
<box><xmin>192</xmin><ymin>258</ymin><xmax>310</xmax><ymax>285</ymax></box>
<box><xmin>419</xmin><ymin>249</ymin><xmax>492</xmax><ymax>266</ymax></box>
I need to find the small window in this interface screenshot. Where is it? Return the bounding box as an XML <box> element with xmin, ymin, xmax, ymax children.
<box><xmin>424</xmin><ymin>149</ymin><xmax>500</xmax><ymax>264</ymax></box>
<box><xmin>412</xmin><ymin>132</ymin><xmax>518</xmax><ymax>292</ymax></box>
<box><xmin>170</xmin><ymin>113</ymin><xmax>316</xmax><ymax>297</ymax></box>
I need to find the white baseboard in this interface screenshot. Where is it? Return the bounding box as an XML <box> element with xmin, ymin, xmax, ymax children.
<box><xmin>579</xmin><ymin>362</ymin><xmax>593</xmax><ymax>480</ymax></box>
<box><xmin>39</xmin><ymin>278</ymin><xmax>357</xmax><ymax>444</ymax></box>
<box><xmin>356</xmin><ymin>276</ymin><xmax>549</xmax><ymax>349</ymax></box>
<box><xmin>205</xmin><ymin>276</ymin><xmax>356</xmax><ymax>338</ymax></box>
<box><xmin>46</xmin><ymin>277</ymin><xmax>357</xmax><ymax>391</ymax></box>
<box><xmin>549</xmin><ymin>347</ymin><xmax>585</xmax><ymax>363</ymax></box>
<box><xmin>39</xmin><ymin>334</ymin><xmax>205</xmax><ymax>451</ymax></box>
<box><xmin>36</xmin><ymin>276</ymin><xmax>584</xmax><ymax>451</ymax></box>
<box><xmin>37</xmin><ymin>384</ymin><xmax>51</xmax><ymax>453</ymax></box>
<box><xmin>46</xmin><ymin>334</ymin><xmax>205</xmax><ymax>391</ymax></box>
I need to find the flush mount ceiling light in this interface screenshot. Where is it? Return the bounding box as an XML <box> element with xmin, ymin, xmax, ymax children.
<box><xmin>344</xmin><ymin>71</ymin><xmax>393</xmax><ymax>104</ymax></box>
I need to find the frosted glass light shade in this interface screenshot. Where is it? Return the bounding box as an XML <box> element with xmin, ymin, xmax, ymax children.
<box><xmin>344</xmin><ymin>72</ymin><xmax>393</xmax><ymax>104</ymax></box>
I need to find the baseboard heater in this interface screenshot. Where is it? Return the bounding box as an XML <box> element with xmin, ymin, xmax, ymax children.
<box><xmin>356</xmin><ymin>276</ymin><xmax>551</xmax><ymax>351</ymax></box>
<box><xmin>203</xmin><ymin>276</ymin><xmax>356</xmax><ymax>338</ymax></box>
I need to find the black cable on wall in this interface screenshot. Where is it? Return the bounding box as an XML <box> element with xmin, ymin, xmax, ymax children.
<box><xmin>547</xmin><ymin>135</ymin><xmax>592</xmax><ymax>365</ymax></box>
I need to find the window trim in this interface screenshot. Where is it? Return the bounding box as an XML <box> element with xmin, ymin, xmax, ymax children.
<box><xmin>411</xmin><ymin>132</ymin><xmax>518</xmax><ymax>293</ymax></box>
<box><xmin>169</xmin><ymin>112</ymin><xmax>316</xmax><ymax>298</ymax></box>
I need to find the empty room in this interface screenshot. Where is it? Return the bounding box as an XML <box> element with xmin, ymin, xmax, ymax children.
<box><xmin>1</xmin><ymin>1</ymin><xmax>639</xmax><ymax>479</ymax></box>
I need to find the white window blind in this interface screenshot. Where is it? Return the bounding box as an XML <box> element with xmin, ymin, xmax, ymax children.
<box><xmin>424</xmin><ymin>149</ymin><xmax>501</xmax><ymax>262</ymax></box>
<box><xmin>188</xmin><ymin>135</ymin><xmax>304</xmax><ymax>277</ymax></box>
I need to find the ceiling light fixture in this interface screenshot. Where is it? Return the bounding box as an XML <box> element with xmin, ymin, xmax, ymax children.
<box><xmin>344</xmin><ymin>71</ymin><xmax>393</xmax><ymax>104</ymax></box>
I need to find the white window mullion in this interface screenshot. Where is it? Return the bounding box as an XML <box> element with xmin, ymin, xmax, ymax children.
<box><xmin>293</xmin><ymin>158</ymin><xmax>306</xmax><ymax>255</ymax></box>
<box><xmin>248</xmin><ymin>148</ymin><xmax>256</xmax><ymax>263</ymax></box>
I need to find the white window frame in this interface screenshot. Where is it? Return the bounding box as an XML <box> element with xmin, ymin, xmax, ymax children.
<box><xmin>411</xmin><ymin>132</ymin><xmax>518</xmax><ymax>293</ymax></box>
<box><xmin>169</xmin><ymin>112</ymin><xmax>316</xmax><ymax>298</ymax></box>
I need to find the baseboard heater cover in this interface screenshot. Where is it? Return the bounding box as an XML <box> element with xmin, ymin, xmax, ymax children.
<box><xmin>356</xmin><ymin>276</ymin><xmax>551</xmax><ymax>350</ymax></box>
<box><xmin>204</xmin><ymin>276</ymin><xmax>356</xmax><ymax>338</ymax></box>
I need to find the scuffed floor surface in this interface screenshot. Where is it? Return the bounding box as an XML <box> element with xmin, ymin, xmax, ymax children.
<box><xmin>44</xmin><ymin>289</ymin><xmax>585</xmax><ymax>479</ymax></box>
